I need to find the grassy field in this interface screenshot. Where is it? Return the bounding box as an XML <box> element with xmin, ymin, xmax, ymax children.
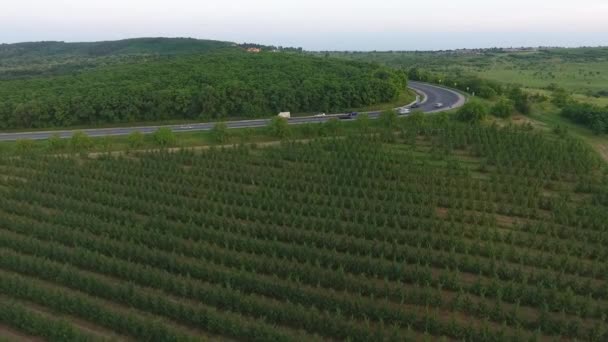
<box><xmin>0</xmin><ymin>116</ymin><xmax>607</xmax><ymax>340</ymax></box>
<box><xmin>457</xmin><ymin>51</ymin><xmax>608</xmax><ymax>94</ymax></box>
<box><xmin>323</xmin><ymin>47</ymin><xmax>608</xmax><ymax>106</ymax></box>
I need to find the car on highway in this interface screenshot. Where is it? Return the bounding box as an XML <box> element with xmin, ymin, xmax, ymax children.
<box><xmin>339</xmin><ymin>112</ymin><xmax>358</xmax><ymax>120</ymax></box>
<box><xmin>434</xmin><ymin>103</ymin><xmax>444</xmax><ymax>108</ymax></box>
<box><xmin>398</xmin><ymin>107</ymin><xmax>410</xmax><ymax>115</ymax></box>
<box><xmin>314</xmin><ymin>113</ymin><xmax>326</xmax><ymax>117</ymax></box>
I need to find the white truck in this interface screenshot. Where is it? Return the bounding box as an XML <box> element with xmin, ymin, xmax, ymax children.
<box><xmin>277</xmin><ymin>112</ymin><xmax>291</xmax><ymax>119</ymax></box>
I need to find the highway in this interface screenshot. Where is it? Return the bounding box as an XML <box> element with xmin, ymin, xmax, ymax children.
<box><xmin>0</xmin><ymin>82</ymin><xmax>465</xmax><ymax>142</ymax></box>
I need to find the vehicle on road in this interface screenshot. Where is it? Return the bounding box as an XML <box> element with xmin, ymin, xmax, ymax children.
<box><xmin>434</xmin><ymin>103</ymin><xmax>443</xmax><ymax>108</ymax></box>
<box><xmin>314</xmin><ymin>113</ymin><xmax>326</xmax><ymax>117</ymax></box>
<box><xmin>278</xmin><ymin>112</ymin><xmax>291</xmax><ymax>118</ymax></box>
<box><xmin>411</xmin><ymin>103</ymin><xmax>420</xmax><ymax>109</ymax></box>
<box><xmin>339</xmin><ymin>112</ymin><xmax>358</xmax><ymax>120</ymax></box>
<box><xmin>398</xmin><ymin>107</ymin><xmax>410</xmax><ymax>115</ymax></box>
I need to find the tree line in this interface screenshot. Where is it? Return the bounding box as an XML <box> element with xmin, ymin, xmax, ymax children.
<box><xmin>0</xmin><ymin>51</ymin><xmax>406</xmax><ymax>129</ymax></box>
<box><xmin>561</xmin><ymin>102</ymin><xmax>608</xmax><ymax>134</ymax></box>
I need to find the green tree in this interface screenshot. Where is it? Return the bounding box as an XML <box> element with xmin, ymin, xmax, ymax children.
<box><xmin>268</xmin><ymin>117</ymin><xmax>290</xmax><ymax>139</ymax></box>
<box><xmin>323</xmin><ymin>118</ymin><xmax>341</xmax><ymax>136</ymax></box>
<box><xmin>47</xmin><ymin>133</ymin><xmax>67</xmax><ymax>152</ymax></box>
<box><xmin>552</xmin><ymin>87</ymin><xmax>574</xmax><ymax>108</ymax></box>
<box><xmin>356</xmin><ymin>113</ymin><xmax>371</xmax><ymax>133</ymax></box>
<box><xmin>553</xmin><ymin>124</ymin><xmax>569</xmax><ymax>138</ymax></box>
<box><xmin>409</xmin><ymin>110</ymin><xmax>426</xmax><ymax>125</ymax></box>
<box><xmin>508</xmin><ymin>87</ymin><xmax>531</xmax><ymax>115</ymax></box>
<box><xmin>70</xmin><ymin>131</ymin><xmax>93</xmax><ymax>152</ymax></box>
<box><xmin>379</xmin><ymin>110</ymin><xmax>398</xmax><ymax>129</ymax></box>
<box><xmin>152</xmin><ymin>128</ymin><xmax>176</xmax><ymax>147</ymax></box>
<box><xmin>99</xmin><ymin>136</ymin><xmax>112</xmax><ymax>152</ymax></box>
<box><xmin>127</xmin><ymin>131</ymin><xmax>145</xmax><ymax>149</ymax></box>
<box><xmin>456</xmin><ymin>101</ymin><xmax>488</xmax><ymax>123</ymax></box>
<box><xmin>211</xmin><ymin>122</ymin><xmax>229</xmax><ymax>143</ymax></box>
<box><xmin>492</xmin><ymin>98</ymin><xmax>515</xmax><ymax>118</ymax></box>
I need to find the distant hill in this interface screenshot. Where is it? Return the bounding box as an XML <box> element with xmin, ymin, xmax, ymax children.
<box><xmin>0</xmin><ymin>37</ymin><xmax>241</xmax><ymax>80</ymax></box>
<box><xmin>0</xmin><ymin>37</ymin><xmax>235</xmax><ymax>59</ymax></box>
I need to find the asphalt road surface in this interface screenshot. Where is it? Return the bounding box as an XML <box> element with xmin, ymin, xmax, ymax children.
<box><xmin>0</xmin><ymin>82</ymin><xmax>465</xmax><ymax>142</ymax></box>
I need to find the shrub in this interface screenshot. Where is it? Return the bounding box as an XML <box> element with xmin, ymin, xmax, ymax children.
<box><xmin>152</xmin><ymin>128</ymin><xmax>176</xmax><ymax>147</ymax></box>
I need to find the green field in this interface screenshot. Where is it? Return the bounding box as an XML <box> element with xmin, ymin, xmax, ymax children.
<box><xmin>1</xmin><ymin>116</ymin><xmax>607</xmax><ymax>341</ymax></box>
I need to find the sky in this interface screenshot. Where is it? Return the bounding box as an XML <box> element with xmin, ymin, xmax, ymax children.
<box><xmin>1</xmin><ymin>0</ymin><xmax>607</xmax><ymax>50</ymax></box>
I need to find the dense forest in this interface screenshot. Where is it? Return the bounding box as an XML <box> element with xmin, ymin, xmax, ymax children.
<box><xmin>0</xmin><ymin>44</ymin><xmax>406</xmax><ymax>129</ymax></box>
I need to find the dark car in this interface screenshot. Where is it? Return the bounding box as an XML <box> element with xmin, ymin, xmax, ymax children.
<box><xmin>339</xmin><ymin>112</ymin><xmax>358</xmax><ymax>120</ymax></box>
<box><xmin>411</xmin><ymin>103</ymin><xmax>420</xmax><ymax>109</ymax></box>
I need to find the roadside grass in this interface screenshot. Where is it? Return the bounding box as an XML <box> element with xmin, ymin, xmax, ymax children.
<box><xmin>524</xmin><ymin>87</ymin><xmax>608</xmax><ymax>107</ymax></box>
<box><xmin>0</xmin><ymin>117</ymin><xmax>384</xmax><ymax>156</ymax></box>
<box><xmin>486</xmin><ymin>100</ymin><xmax>608</xmax><ymax>163</ymax></box>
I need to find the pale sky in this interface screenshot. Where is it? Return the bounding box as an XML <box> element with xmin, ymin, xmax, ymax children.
<box><xmin>1</xmin><ymin>0</ymin><xmax>607</xmax><ymax>50</ymax></box>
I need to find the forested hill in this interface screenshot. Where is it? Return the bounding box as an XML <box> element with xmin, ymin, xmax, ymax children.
<box><xmin>0</xmin><ymin>49</ymin><xmax>407</xmax><ymax>129</ymax></box>
<box><xmin>0</xmin><ymin>38</ymin><xmax>234</xmax><ymax>59</ymax></box>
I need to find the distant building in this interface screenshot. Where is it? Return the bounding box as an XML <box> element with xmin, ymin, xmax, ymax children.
<box><xmin>246</xmin><ymin>47</ymin><xmax>261</xmax><ymax>53</ymax></box>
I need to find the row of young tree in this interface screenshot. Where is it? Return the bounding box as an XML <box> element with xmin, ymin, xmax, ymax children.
<box><xmin>0</xmin><ymin>116</ymin><xmax>606</xmax><ymax>340</ymax></box>
<box><xmin>0</xmin><ymin>51</ymin><xmax>406</xmax><ymax>129</ymax></box>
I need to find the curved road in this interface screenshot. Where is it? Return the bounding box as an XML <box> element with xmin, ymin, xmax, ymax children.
<box><xmin>408</xmin><ymin>81</ymin><xmax>465</xmax><ymax>113</ymax></box>
<box><xmin>0</xmin><ymin>82</ymin><xmax>464</xmax><ymax>142</ymax></box>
